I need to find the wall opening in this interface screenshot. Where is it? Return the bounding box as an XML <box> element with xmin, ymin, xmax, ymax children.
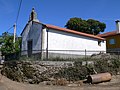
<box><xmin>27</xmin><ymin>40</ymin><xmax>33</xmax><ymax>57</ymax></box>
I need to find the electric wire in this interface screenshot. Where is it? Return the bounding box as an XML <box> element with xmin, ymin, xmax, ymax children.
<box><xmin>16</xmin><ymin>0</ymin><xmax>22</xmax><ymax>25</ymax></box>
<box><xmin>3</xmin><ymin>0</ymin><xmax>22</xmax><ymax>35</ymax></box>
<box><xmin>6</xmin><ymin>25</ymin><xmax>14</xmax><ymax>32</ymax></box>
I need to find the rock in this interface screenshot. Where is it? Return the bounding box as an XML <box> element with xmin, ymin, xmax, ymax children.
<box><xmin>41</xmin><ymin>81</ymin><xmax>52</xmax><ymax>85</ymax></box>
<box><xmin>49</xmin><ymin>78</ymin><xmax>56</xmax><ymax>81</ymax></box>
<box><xmin>67</xmin><ymin>80</ymin><xmax>84</xmax><ymax>87</ymax></box>
<box><xmin>67</xmin><ymin>83</ymin><xmax>78</xmax><ymax>87</ymax></box>
<box><xmin>2</xmin><ymin>61</ymin><xmax>71</xmax><ymax>84</ymax></box>
<box><xmin>91</xmin><ymin>53</ymin><xmax>111</xmax><ymax>59</ymax></box>
<box><xmin>52</xmin><ymin>78</ymin><xmax>68</xmax><ymax>86</ymax></box>
<box><xmin>74</xmin><ymin>80</ymin><xmax>84</xmax><ymax>86</ymax></box>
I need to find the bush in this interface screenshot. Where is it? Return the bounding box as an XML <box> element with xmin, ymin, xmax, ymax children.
<box><xmin>93</xmin><ymin>59</ymin><xmax>120</xmax><ymax>75</ymax></box>
<box><xmin>54</xmin><ymin>66</ymin><xmax>88</xmax><ymax>81</ymax></box>
<box><xmin>94</xmin><ymin>59</ymin><xmax>109</xmax><ymax>73</ymax></box>
<box><xmin>54</xmin><ymin>61</ymin><xmax>90</xmax><ymax>81</ymax></box>
<box><xmin>110</xmin><ymin>59</ymin><xmax>120</xmax><ymax>74</ymax></box>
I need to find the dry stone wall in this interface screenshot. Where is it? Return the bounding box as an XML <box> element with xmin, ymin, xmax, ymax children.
<box><xmin>2</xmin><ymin>61</ymin><xmax>74</xmax><ymax>84</ymax></box>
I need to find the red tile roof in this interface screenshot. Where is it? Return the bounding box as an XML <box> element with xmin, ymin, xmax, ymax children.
<box><xmin>45</xmin><ymin>24</ymin><xmax>105</xmax><ymax>40</ymax></box>
<box><xmin>97</xmin><ymin>31</ymin><xmax>120</xmax><ymax>37</ymax></box>
<box><xmin>21</xmin><ymin>21</ymin><xmax>105</xmax><ymax>40</ymax></box>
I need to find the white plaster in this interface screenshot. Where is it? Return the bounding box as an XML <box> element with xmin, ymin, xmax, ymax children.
<box><xmin>21</xmin><ymin>21</ymin><xmax>43</xmax><ymax>55</ymax></box>
<box><xmin>43</xmin><ymin>29</ymin><xmax>106</xmax><ymax>55</ymax></box>
<box><xmin>21</xmin><ymin>22</ymin><xmax>106</xmax><ymax>56</ymax></box>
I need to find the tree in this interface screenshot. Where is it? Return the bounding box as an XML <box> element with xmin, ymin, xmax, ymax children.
<box><xmin>65</xmin><ymin>17</ymin><xmax>106</xmax><ymax>35</ymax></box>
<box><xmin>0</xmin><ymin>37</ymin><xmax>3</xmax><ymax>45</ymax></box>
<box><xmin>0</xmin><ymin>32</ymin><xmax>21</xmax><ymax>60</ymax></box>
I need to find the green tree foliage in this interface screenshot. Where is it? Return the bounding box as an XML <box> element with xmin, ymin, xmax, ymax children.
<box><xmin>0</xmin><ymin>32</ymin><xmax>21</xmax><ymax>60</ymax></box>
<box><xmin>65</xmin><ymin>17</ymin><xmax>106</xmax><ymax>35</ymax></box>
<box><xmin>0</xmin><ymin>37</ymin><xmax>3</xmax><ymax>45</ymax></box>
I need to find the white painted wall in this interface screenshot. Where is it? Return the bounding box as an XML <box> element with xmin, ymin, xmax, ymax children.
<box><xmin>21</xmin><ymin>21</ymin><xmax>42</xmax><ymax>55</ymax></box>
<box><xmin>43</xmin><ymin>29</ymin><xmax>106</xmax><ymax>56</ymax></box>
<box><xmin>21</xmin><ymin>21</ymin><xmax>32</xmax><ymax>55</ymax></box>
<box><xmin>21</xmin><ymin>22</ymin><xmax>106</xmax><ymax>57</ymax></box>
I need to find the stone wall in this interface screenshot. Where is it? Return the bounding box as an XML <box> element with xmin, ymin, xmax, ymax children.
<box><xmin>2</xmin><ymin>61</ymin><xmax>74</xmax><ymax>84</ymax></box>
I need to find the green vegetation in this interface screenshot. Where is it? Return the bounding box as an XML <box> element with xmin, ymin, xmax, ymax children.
<box><xmin>0</xmin><ymin>32</ymin><xmax>21</xmax><ymax>60</ymax></box>
<box><xmin>65</xmin><ymin>17</ymin><xmax>106</xmax><ymax>35</ymax></box>
<box><xmin>54</xmin><ymin>58</ymin><xmax>120</xmax><ymax>82</ymax></box>
<box><xmin>2</xmin><ymin>58</ymin><xmax>120</xmax><ymax>84</ymax></box>
<box><xmin>54</xmin><ymin>66</ymin><xmax>88</xmax><ymax>81</ymax></box>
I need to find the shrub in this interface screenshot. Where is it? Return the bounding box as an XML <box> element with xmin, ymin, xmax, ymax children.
<box><xmin>94</xmin><ymin>59</ymin><xmax>109</xmax><ymax>73</ymax></box>
<box><xmin>54</xmin><ymin>61</ymin><xmax>89</xmax><ymax>81</ymax></box>
<box><xmin>54</xmin><ymin>66</ymin><xmax>88</xmax><ymax>81</ymax></box>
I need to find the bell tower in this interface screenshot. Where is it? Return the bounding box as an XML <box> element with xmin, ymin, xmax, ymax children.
<box><xmin>29</xmin><ymin>8</ymin><xmax>39</xmax><ymax>22</ymax></box>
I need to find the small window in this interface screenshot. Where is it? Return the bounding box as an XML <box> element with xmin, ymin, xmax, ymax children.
<box><xmin>98</xmin><ymin>41</ymin><xmax>101</xmax><ymax>46</ymax></box>
<box><xmin>109</xmin><ymin>39</ymin><xmax>115</xmax><ymax>44</ymax></box>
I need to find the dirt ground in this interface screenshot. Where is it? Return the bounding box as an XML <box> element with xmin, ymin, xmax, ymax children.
<box><xmin>0</xmin><ymin>74</ymin><xmax>120</xmax><ymax>90</ymax></box>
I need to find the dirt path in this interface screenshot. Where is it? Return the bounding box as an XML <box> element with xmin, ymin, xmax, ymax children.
<box><xmin>0</xmin><ymin>75</ymin><xmax>120</xmax><ymax>90</ymax></box>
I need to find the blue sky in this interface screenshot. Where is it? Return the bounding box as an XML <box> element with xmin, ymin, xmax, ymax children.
<box><xmin>0</xmin><ymin>0</ymin><xmax>120</xmax><ymax>36</ymax></box>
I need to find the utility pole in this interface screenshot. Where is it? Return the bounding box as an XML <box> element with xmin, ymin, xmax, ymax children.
<box><xmin>13</xmin><ymin>23</ymin><xmax>16</xmax><ymax>43</ymax></box>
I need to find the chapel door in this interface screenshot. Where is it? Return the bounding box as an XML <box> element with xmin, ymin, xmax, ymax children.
<box><xmin>27</xmin><ymin>40</ymin><xmax>32</xmax><ymax>57</ymax></box>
